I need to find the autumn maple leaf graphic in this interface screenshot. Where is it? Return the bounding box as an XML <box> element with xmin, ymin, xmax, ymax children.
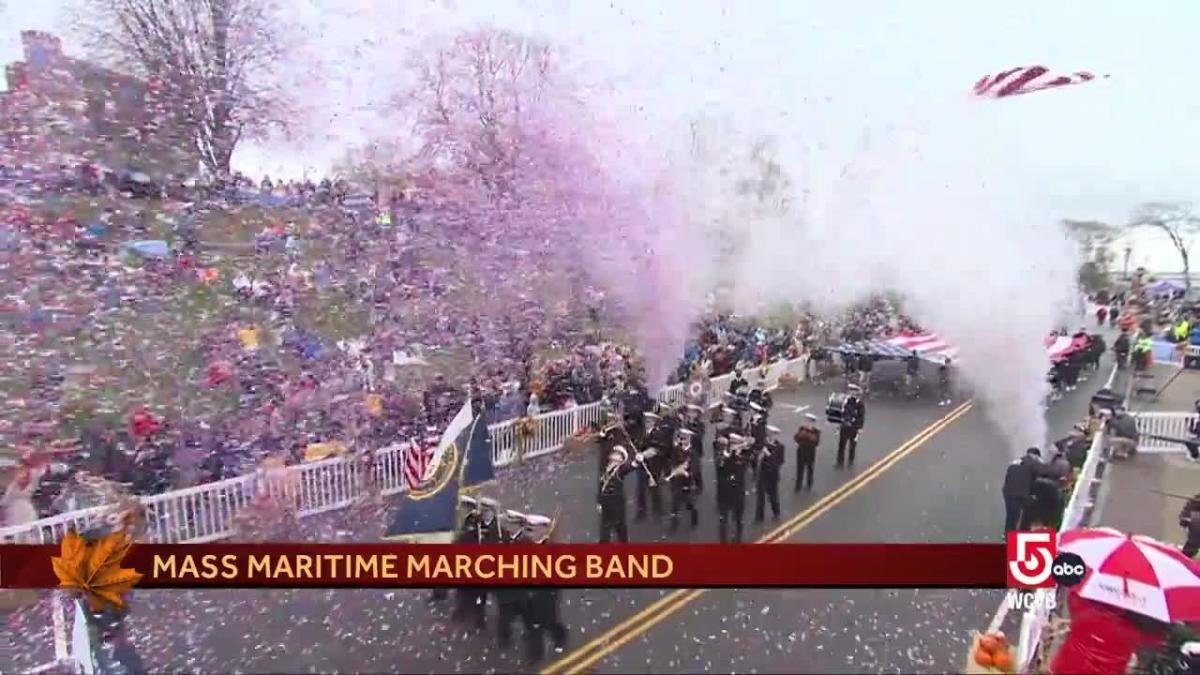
<box><xmin>51</xmin><ymin>530</ymin><xmax>143</xmax><ymax>610</ymax></box>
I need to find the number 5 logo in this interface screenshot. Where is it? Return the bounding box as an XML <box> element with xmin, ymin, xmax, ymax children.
<box><xmin>1007</xmin><ymin>530</ymin><xmax>1056</xmax><ymax>588</ymax></box>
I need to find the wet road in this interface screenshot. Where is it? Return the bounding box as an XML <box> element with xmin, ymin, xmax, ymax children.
<box><xmin>5</xmin><ymin>361</ymin><xmax>1111</xmax><ymax>674</ymax></box>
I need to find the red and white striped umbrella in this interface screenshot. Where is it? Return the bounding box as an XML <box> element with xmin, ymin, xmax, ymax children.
<box><xmin>1058</xmin><ymin>527</ymin><xmax>1200</xmax><ymax>623</ymax></box>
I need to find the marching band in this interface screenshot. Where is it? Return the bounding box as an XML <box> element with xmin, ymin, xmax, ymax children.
<box><xmin>429</xmin><ymin>377</ymin><xmax>868</xmax><ymax>665</ymax></box>
<box><xmin>436</xmin><ymin>496</ymin><xmax>567</xmax><ymax>662</ymax></box>
<box><xmin>588</xmin><ymin>374</ymin><xmax>859</xmax><ymax>544</ymax></box>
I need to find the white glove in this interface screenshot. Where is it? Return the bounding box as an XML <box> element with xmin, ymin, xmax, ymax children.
<box><xmin>635</xmin><ymin>452</ymin><xmax>645</xmax><ymax>463</ymax></box>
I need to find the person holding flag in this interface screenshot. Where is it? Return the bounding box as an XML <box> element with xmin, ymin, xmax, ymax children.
<box><xmin>383</xmin><ymin>395</ymin><xmax>496</xmax><ymax>541</ymax></box>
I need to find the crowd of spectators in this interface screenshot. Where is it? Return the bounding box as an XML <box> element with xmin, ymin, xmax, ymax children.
<box><xmin>1</xmin><ymin>166</ymin><xmax>814</xmax><ymax>523</ymax></box>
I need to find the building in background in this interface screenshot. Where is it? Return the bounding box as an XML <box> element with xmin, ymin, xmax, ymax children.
<box><xmin>0</xmin><ymin>30</ymin><xmax>197</xmax><ymax>181</ymax></box>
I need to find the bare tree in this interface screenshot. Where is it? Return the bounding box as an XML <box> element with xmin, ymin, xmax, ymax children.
<box><xmin>1062</xmin><ymin>219</ymin><xmax>1118</xmax><ymax>292</ymax></box>
<box><xmin>1128</xmin><ymin>202</ymin><xmax>1200</xmax><ymax>293</ymax></box>
<box><xmin>73</xmin><ymin>0</ymin><xmax>288</xmax><ymax>179</ymax></box>
<box><xmin>401</xmin><ymin>29</ymin><xmax>555</xmax><ymax>197</ymax></box>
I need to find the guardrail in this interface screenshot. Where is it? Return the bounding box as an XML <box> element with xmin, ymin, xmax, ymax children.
<box><xmin>0</xmin><ymin>357</ymin><xmax>805</xmax><ymax>546</ymax></box>
<box><xmin>1134</xmin><ymin>411</ymin><xmax>1192</xmax><ymax>452</ymax></box>
<box><xmin>1015</xmin><ymin>429</ymin><xmax>1108</xmax><ymax>672</ymax></box>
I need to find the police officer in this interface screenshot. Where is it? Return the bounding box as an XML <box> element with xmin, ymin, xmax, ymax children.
<box><xmin>685</xmin><ymin>404</ymin><xmax>706</xmax><ymax>493</ymax></box>
<box><xmin>716</xmin><ymin>434</ymin><xmax>750</xmax><ymax>543</ymax></box>
<box><xmin>754</xmin><ymin>425</ymin><xmax>785</xmax><ymax>523</ymax></box>
<box><xmin>668</xmin><ymin>428</ymin><xmax>699</xmax><ymax>532</ymax></box>
<box><xmin>519</xmin><ymin>514</ymin><xmax>568</xmax><ymax>662</ymax></box>
<box><xmin>836</xmin><ymin>386</ymin><xmax>865</xmax><ymax>467</ymax></box>
<box><xmin>597</xmin><ymin>445</ymin><xmax>639</xmax><ymax>542</ymax></box>
<box><xmin>793</xmin><ymin>414</ymin><xmax>821</xmax><ymax>491</ymax></box>
<box><xmin>453</xmin><ymin>496</ymin><xmax>500</xmax><ymax>628</ymax></box>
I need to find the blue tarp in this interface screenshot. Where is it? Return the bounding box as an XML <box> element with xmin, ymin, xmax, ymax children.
<box><xmin>125</xmin><ymin>240</ymin><xmax>169</xmax><ymax>258</ymax></box>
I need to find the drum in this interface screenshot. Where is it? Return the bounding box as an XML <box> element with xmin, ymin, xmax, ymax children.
<box><xmin>826</xmin><ymin>392</ymin><xmax>848</xmax><ymax>425</ymax></box>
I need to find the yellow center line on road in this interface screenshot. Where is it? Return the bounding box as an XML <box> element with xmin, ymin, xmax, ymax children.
<box><xmin>540</xmin><ymin>400</ymin><xmax>976</xmax><ymax>675</ymax></box>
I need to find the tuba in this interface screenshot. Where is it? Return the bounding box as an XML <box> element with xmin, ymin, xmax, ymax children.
<box><xmin>826</xmin><ymin>392</ymin><xmax>849</xmax><ymax>425</ymax></box>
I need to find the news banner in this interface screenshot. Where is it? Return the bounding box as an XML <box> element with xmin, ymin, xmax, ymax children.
<box><xmin>0</xmin><ymin>530</ymin><xmax>1085</xmax><ymax>595</ymax></box>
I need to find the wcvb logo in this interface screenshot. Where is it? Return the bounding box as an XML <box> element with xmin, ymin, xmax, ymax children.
<box><xmin>1007</xmin><ymin>530</ymin><xmax>1056</xmax><ymax>588</ymax></box>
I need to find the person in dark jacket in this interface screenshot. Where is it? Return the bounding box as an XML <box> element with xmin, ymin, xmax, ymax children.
<box><xmin>519</xmin><ymin>514</ymin><xmax>568</xmax><ymax>662</ymax></box>
<box><xmin>1107</xmin><ymin>408</ymin><xmax>1140</xmax><ymax>459</ymax></box>
<box><xmin>729</xmin><ymin>369</ymin><xmax>747</xmax><ymax>395</ymax></box>
<box><xmin>1030</xmin><ymin>451</ymin><xmax>1069</xmax><ymax>527</ymax></box>
<box><xmin>754</xmin><ymin>426</ymin><xmax>785</xmax><ymax>523</ymax></box>
<box><xmin>597</xmin><ymin>446</ymin><xmax>639</xmax><ymax>543</ymax></box>
<box><xmin>496</xmin><ymin>513</ymin><xmax>530</xmax><ymax>651</ymax></box>
<box><xmin>685</xmin><ymin>405</ymin><xmax>706</xmax><ymax>493</ymax></box>
<box><xmin>1185</xmin><ymin>400</ymin><xmax>1200</xmax><ymax>461</ymax></box>
<box><xmin>1002</xmin><ymin>448</ymin><xmax>1043</xmax><ymax>532</ymax></box>
<box><xmin>715</xmin><ymin>435</ymin><xmax>749</xmax><ymax>543</ymax></box>
<box><xmin>1179</xmin><ymin>493</ymin><xmax>1200</xmax><ymax>558</ymax></box>
<box><xmin>836</xmin><ymin>387</ymin><xmax>865</xmax><ymax>467</ymax></box>
<box><xmin>793</xmin><ymin>415</ymin><xmax>821</xmax><ymax>491</ymax></box>
<box><xmin>452</xmin><ymin>497</ymin><xmax>500</xmax><ymax>628</ymax></box>
<box><xmin>1113</xmin><ymin>331</ymin><xmax>1131</xmax><ymax>369</ymax></box>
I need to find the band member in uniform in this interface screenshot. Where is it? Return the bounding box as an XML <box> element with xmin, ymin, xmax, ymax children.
<box><xmin>596</xmin><ymin>412</ymin><xmax>624</xmax><ymax>475</ymax></box>
<box><xmin>716</xmin><ymin>434</ymin><xmax>750</xmax><ymax>543</ymax></box>
<box><xmin>729</xmin><ymin>369</ymin><xmax>748</xmax><ymax>395</ymax></box>
<box><xmin>496</xmin><ymin>510</ymin><xmax>530</xmax><ymax>651</ymax></box>
<box><xmin>597</xmin><ymin>445</ymin><xmax>644</xmax><ymax>542</ymax></box>
<box><xmin>793</xmin><ymin>414</ymin><xmax>821</xmax><ymax>491</ymax></box>
<box><xmin>635</xmin><ymin>412</ymin><xmax>666</xmax><ymax>520</ymax></box>
<box><xmin>667</xmin><ymin>428</ymin><xmax>699</xmax><ymax>532</ymax></box>
<box><xmin>685</xmin><ymin>404</ymin><xmax>706</xmax><ymax>494</ymax></box>
<box><xmin>453</xmin><ymin>496</ymin><xmax>500</xmax><ymax>628</ymax></box>
<box><xmin>518</xmin><ymin>514</ymin><xmax>568</xmax><ymax>662</ymax></box>
<box><xmin>836</xmin><ymin>385</ymin><xmax>866</xmax><ymax>467</ymax></box>
<box><xmin>754</xmin><ymin>426</ymin><xmax>785</xmax><ymax>523</ymax></box>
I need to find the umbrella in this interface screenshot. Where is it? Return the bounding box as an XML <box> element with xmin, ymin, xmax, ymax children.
<box><xmin>1058</xmin><ymin>527</ymin><xmax>1200</xmax><ymax>623</ymax></box>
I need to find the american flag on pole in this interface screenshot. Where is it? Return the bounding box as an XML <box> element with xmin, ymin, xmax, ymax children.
<box><xmin>973</xmin><ymin>66</ymin><xmax>1106</xmax><ymax>99</ymax></box>
<box><xmin>404</xmin><ymin>435</ymin><xmax>439</xmax><ymax>490</ymax></box>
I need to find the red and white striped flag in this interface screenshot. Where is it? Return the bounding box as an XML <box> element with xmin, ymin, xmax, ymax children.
<box><xmin>886</xmin><ymin>331</ymin><xmax>960</xmax><ymax>363</ymax></box>
<box><xmin>973</xmin><ymin>66</ymin><xmax>1105</xmax><ymax>99</ymax></box>
<box><xmin>403</xmin><ymin>436</ymin><xmax>438</xmax><ymax>490</ymax></box>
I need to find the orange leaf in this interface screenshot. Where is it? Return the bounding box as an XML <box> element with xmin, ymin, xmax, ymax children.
<box><xmin>51</xmin><ymin>556</ymin><xmax>84</xmax><ymax>589</ymax></box>
<box><xmin>83</xmin><ymin>531</ymin><xmax>130</xmax><ymax>586</ymax></box>
<box><xmin>51</xmin><ymin>530</ymin><xmax>89</xmax><ymax>590</ymax></box>
<box><xmin>51</xmin><ymin>529</ymin><xmax>142</xmax><ymax>610</ymax></box>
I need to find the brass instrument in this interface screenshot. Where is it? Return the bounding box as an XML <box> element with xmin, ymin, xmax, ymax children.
<box><xmin>600</xmin><ymin>445</ymin><xmax>631</xmax><ymax>493</ymax></box>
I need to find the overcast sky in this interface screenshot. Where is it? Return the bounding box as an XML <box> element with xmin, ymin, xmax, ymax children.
<box><xmin>3</xmin><ymin>0</ymin><xmax>1199</xmax><ymax>270</ymax></box>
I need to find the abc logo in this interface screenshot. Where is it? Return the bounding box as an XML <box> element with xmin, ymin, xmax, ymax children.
<box><xmin>1051</xmin><ymin>552</ymin><xmax>1087</xmax><ymax>587</ymax></box>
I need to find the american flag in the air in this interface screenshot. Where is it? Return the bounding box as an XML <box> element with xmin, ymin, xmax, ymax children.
<box><xmin>973</xmin><ymin>65</ymin><xmax>1106</xmax><ymax>99</ymax></box>
<box><xmin>404</xmin><ymin>436</ymin><xmax>439</xmax><ymax>490</ymax></box>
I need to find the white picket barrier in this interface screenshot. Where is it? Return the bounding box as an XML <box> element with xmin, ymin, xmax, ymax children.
<box><xmin>1134</xmin><ymin>412</ymin><xmax>1192</xmax><ymax>452</ymax></box>
<box><xmin>0</xmin><ymin>356</ymin><xmax>807</xmax><ymax>547</ymax></box>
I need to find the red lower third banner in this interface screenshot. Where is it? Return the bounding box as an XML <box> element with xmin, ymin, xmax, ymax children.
<box><xmin>2</xmin><ymin>543</ymin><xmax>1006</xmax><ymax>590</ymax></box>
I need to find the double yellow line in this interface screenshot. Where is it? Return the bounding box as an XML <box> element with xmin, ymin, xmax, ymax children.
<box><xmin>540</xmin><ymin>400</ymin><xmax>975</xmax><ymax>675</ymax></box>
